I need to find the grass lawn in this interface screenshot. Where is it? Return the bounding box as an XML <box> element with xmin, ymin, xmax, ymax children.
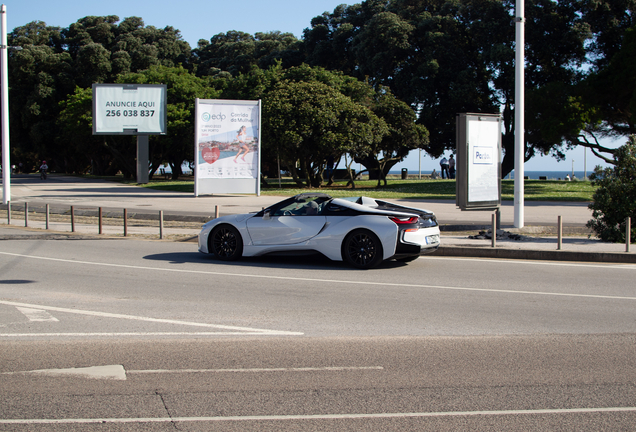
<box><xmin>115</xmin><ymin>176</ymin><xmax>596</xmax><ymax>202</ymax></box>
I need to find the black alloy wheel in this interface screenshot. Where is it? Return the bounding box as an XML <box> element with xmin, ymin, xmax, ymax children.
<box><xmin>342</xmin><ymin>229</ymin><xmax>383</xmax><ymax>269</ymax></box>
<box><xmin>210</xmin><ymin>225</ymin><xmax>243</xmax><ymax>261</ymax></box>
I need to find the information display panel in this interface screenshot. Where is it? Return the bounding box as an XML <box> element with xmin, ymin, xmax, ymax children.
<box><xmin>92</xmin><ymin>84</ymin><xmax>167</xmax><ymax>135</ymax></box>
<box><xmin>456</xmin><ymin>113</ymin><xmax>502</xmax><ymax>210</ymax></box>
<box><xmin>194</xmin><ymin>99</ymin><xmax>261</xmax><ymax>196</ymax></box>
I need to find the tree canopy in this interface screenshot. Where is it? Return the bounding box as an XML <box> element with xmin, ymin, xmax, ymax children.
<box><xmin>4</xmin><ymin>1</ymin><xmax>635</xmax><ymax>181</ymax></box>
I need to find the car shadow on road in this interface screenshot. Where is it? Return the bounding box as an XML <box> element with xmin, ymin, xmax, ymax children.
<box><xmin>142</xmin><ymin>252</ymin><xmax>408</xmax><ymax>271</ymax></box>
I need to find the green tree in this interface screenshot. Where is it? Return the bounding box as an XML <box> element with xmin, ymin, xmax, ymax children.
<box><xmin>586</xmin><ymin>135</ymin><xmax>636</xmax><ymax>242</ymax></box>
<box><xmin>356</xmin><ymin>88</ymin><xmax>430</xmax><ymax>186</ymax></box>
<box><xmin>304</xmin><ymin>0</ymin><xmax>502</xmax><ymax>160</ymax></box>
<box><xmin>8</xmin><ymin>15</ymin><xmax>192</xmax><ymax>173</ymax></box>
<box><xmin>303</xmin><ymin>0</ymin><xmax>593</xmax><ymax>177</ymax></box>
<box><xmin>194</xmin><ymin>31</ymin><xmax>302</xmax><ymax>77</ymax></box>
<box><xmin>7</xmin><ymin>39</ymin><xmax>74</xmax><ymax>171</ymax></box>
<box><xmin>262</xmin><ymin>80</ymin><xmax>387</xmax><ymax>187</ymax></box>
<box><xmin>583</xmin><ymin>25</ymin><xmax>636</xmax><ymax>138</ymax></box>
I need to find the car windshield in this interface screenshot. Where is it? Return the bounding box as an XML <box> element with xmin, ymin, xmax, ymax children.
<box><xmin>273</xmin><ymin>196</ymin><xmax>330</xmax><ymax>216</ymax></box>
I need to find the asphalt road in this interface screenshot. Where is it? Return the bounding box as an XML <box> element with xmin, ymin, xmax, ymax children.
<box><xmin>1</xmin><ymin>234</ymin><xmax>636</xmax><ymax>430</ymax></box>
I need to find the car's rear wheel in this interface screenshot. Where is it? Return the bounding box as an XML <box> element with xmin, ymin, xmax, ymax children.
<box><xmin>210</xmin><ymin>225</ymin><xmax>243</xmax><ymax>261</ymax></box>
<box><xmin>342</xmin><ymin>229</ymin><xmax>383</xmax><ymax>269</ymax></box>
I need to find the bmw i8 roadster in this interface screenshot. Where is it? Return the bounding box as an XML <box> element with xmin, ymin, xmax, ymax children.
<box><xmin>198</xmin><ymin>193</ymin><xmax>440</xmax><ymax>269</ymax></box>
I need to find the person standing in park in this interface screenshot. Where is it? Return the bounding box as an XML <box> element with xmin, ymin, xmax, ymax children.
<box><xmin>440</xmin><ymin>155</ymin><xmax>449</xmax><ymax>179</ymax></box>
<box><xmin>449</xmin><ymin>154</ymin><xmax>456</xmax><ymax>179</ymax></box>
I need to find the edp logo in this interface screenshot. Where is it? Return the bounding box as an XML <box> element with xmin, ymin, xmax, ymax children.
<box><xmin>202</xmin><ymin>112</ymin><xmax>226</xmax><ymax>122</ymax></box>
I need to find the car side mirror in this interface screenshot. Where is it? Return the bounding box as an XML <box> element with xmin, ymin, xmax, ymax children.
<box><xmin>263</xmin><ymin>210</ymin><xmax>271</xmax><ymax>220</ymax></box>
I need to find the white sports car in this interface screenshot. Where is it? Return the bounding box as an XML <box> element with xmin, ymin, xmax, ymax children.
<box><xmin>198</xmin><ymin>193</ymin><xmax>441</xmax><ymax>269</ymax></box>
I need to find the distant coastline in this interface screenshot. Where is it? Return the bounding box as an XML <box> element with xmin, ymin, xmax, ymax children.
<box><xmin>389</xmin><ymin>170</ymin><xmax>592</xmax><ymax>180</ymax></box>
<box><xmin>161</xmin><ymin>164</ymin><xmax>592</xmax><ymax>181</ymax></box>
<box><xmin>502</xmin><ymin>171</ymin><xmax>590</xmax><ymax>180</ymax></box>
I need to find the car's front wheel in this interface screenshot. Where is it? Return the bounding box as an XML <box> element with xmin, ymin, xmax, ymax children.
<box><xmin>210</xmin><ymin>225</ymin><xmax>243</xmax><ymax>261</ymax></box>
<box><xmin>342</xmin><ymin>229</ymin><xmax>384</xmax><ymax>269</ymax></box>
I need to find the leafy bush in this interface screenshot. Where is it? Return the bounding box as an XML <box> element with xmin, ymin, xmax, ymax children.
<box><xmin>586</xmin><ymin>135</ymin><xmax>636</xmax><ymax>242</ymax></box>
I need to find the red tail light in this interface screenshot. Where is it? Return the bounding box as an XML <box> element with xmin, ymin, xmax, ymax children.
<box><xmin>389</xmin><ymin>216</ymin><xmax>419</xmax><ymax>225</ymax></box>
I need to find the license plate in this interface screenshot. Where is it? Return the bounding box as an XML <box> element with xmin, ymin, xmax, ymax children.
<box><xmin>426</xmin><ymin>235</ymin><xmax>440</xmax><ymax>245</ymax></box>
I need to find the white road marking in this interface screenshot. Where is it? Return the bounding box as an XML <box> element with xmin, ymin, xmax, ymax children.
<box><xmin>0</xmin><ymin>251</ymin><xmax>634</xmax><ymax>301</ymax></box>
<box><xmin>1</xmin><ymin>407</ymin><xmax>635</xmax><ymax>424</ymax></box>
<box><xmin>16</xmin><ymin>307</ymin><xmax>59</xmax><ymax>322</ymax></box>
<box><xmin>0</xmin><ymin>300</ymin><xmax>302</xmax><ymax>336</ymax></box>
<box><xmin>3</xmin><ymin>365</ymin><xmax>382</xmax><ymax>380</ymax></box>
<box><xmin>3</xmin><ymin>365</ymin><xmax>126</xmax><ymax>380</ymax></box>
<box><xmin>127</xmin><ymin>366</ymin><xmax>384</xmax><ymax>375</ymax></box>
<box><xmin>0</xmin><ymin>332</ymin><xmax>297</xmax><ymax>337</ymax></box>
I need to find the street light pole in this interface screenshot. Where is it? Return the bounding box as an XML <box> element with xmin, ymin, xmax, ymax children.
<box><xmin>513</xmin><ymin>0</ymin><xmax>525</xmax><ymax>228</ymax></box>
<box><xmin>1</xmin><ymin>4</ymin><xmax>10</xmax><ymax>204</ymax></box>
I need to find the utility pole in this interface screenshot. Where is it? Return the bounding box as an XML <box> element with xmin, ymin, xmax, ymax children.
<box><xmin>513</xmin><ymin>0</ymin><xmax>525</xmax><ymax>228</ymax></box>
<box><xmin>1</xmin><ymin>4</ymin><xmax>10</xmax><ymax>204</ymax></box>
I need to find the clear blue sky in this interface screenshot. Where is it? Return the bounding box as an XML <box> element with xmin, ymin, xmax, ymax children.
<box><xmin>6</xmin><ymin>0</ymin><xmax>624</xmax><ymax>173</ymax></box>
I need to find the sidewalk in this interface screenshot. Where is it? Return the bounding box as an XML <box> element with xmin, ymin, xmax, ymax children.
<box><xmin>1</xmin><ymin>174</ymin><xmax>634</xmax><ymax>263</ymax></box>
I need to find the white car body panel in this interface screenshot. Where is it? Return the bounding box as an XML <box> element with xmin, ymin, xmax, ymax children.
<box><xmin>246</xmin><ymin>215</ymin><xmax>327</xmax><ymax>245</ymax></box>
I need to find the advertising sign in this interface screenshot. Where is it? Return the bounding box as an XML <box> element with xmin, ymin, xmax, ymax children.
<box><xmin>92</xmin><ymin>84</ymin><xmax>167</xmax><ymax>135</ymax></box>
<box><xmin>456</xmin><ymin>113</ymin><xmax>501</xmax><ymax>210</ymax></box>
<box><xmin>194</xmin><ymin>99</ymin><xmax>261</xmax><ymax>196</ymax></box>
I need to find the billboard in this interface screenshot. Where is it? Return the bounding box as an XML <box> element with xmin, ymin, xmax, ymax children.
<box><xmin>194</xmin><ymin>99</ymin><xmax>261</xmax><ymax>196</ymax></box>
<box><xmin>456</xmin><ymin>113</ymin><xmax>502</xmax><ymax>210</ymax></box>
<box><xmin>92</xmin><ymin>84</ymin><xmax>167</xmax><ymax>135</ymax></box>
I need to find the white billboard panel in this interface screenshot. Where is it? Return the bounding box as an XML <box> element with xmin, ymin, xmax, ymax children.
<box><xmin>194</xmin><ymin>99</ymin><xmax>261</xmax><ymax>196</ymax></box>
<box><xmin>93</xmin><ymin>84</ymin><xmax>167</xmax><ymax>135</ymax></box>
<box><xmin>456</xmin><ymin>113</ymin><xmax>501</xmax><ymax>210</ymax></box>
<box><xmin>467</xmin><ymin>120</ymin><xmax>500</xmax><ymax>203</ymax></box>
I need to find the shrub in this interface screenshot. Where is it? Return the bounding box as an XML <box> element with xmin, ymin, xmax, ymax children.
<box><xmin>586</xmin><ymin>135</ymin><xmax>636</xmax><ymax>242</ymax></box>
